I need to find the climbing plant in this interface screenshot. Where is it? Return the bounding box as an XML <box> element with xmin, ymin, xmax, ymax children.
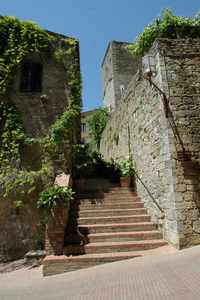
<box><xmin>0</xmin><ymin>101</ymin><xmax>25</xmax><ymax>167</ymax></box>
<box><xmin>0</xmin><ymin>16</ymin><xmax>51</xmax><ymax>93</ymax></box>
<box><xmin>0</xmin><ymin>16</ymin><xmax>81</xmax><ymax>207</ymax></box>
<box><xmin>87</xmin><ymin>108</ymin><xmax>109</xmax><ymax>150</ymax></box>
<box><xmin>129</xmin><ymin>9</ymin><xmax>200</xmax><ymax>56</ymax></box>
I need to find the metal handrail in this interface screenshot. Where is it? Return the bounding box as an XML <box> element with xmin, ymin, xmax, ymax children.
<box><xmin>133</xmin><ymin>169</ymin><xmax>165</xmax><ymax>216</ymax></box>
<box><xmin>149</xmin><ymin>78</ymin><xmax>187</xmax><ymax>158</ymax></box>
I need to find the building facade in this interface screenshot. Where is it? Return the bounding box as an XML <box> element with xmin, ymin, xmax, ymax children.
<box><xmin>0</xmin><ymin>26</ymin><xmax>81</xmax><ymax>261</ymax></box>
<box><xmin>102</xmin><ymin>41</ymin><xmax>140</xmax><ymax>111</ymax></box>
<box><xmin>101</xmin><ymin>38</ymin><xmax>200</xmax><ymax>249</ymax></box>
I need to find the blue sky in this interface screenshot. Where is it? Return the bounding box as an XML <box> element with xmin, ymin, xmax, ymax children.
<box><xmin>0</xmin><ymin>0</ymin><xmax>200</xmax><ymax>111</ymax></box>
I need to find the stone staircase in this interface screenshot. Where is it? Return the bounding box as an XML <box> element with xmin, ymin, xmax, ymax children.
<box><xmin>43</xmin><ymin>185</ymin><xmax>167</xmax><ymax>276</ymax></box>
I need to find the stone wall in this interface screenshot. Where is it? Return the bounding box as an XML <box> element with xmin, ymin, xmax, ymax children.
<box><xmin>159</xmin><ymin>39</ymin><xmax>200</xmax><ymax>247</ymax></box>
<box><xmin>100</xmin><ymin>39</ymin><xmax>200</xmax><ymax>249</ymax></box>
<box><xmin>0</xmin><ymin>34</ymin><xmax>81</xmax><ymax>261</ymax></box>
<box><xmin>0</xmin><ymin>194</ymin><xmax>44</xmax><ymax>262</ymax></box>
<box><xmin>102</xmin><ymin>41</ymin><xmax>140</xmax><ymax>111</ymax></box>
<box><xmin>10</xmin><ymin>47</ymin><xmax>70</xmax><ymax>138</ymax></box>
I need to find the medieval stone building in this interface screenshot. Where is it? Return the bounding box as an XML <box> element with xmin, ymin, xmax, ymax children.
<box><xmin>0</xmin><ymin>26</ymin><xmax>81</xmax><ymax>262</ymax></box>
<box><xmin>101</xmin><ymin>38</ymin><xmax>200</xmax><ymax>249</ymax></box>
<box><xmin>102</xmin><ymin>41</ymin><xmax>140</xmax><ymax>111</ymax></box>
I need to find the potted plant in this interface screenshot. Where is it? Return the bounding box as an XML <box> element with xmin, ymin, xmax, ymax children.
<box><xmin>37</xmin><ymin>186</ymin><xmax>74</xmax><ymax>255</ymax></box>
<box><xmin>118</xmin><ymin>158</ymin><xmax>135</xmax><ymax>187</ymax></box>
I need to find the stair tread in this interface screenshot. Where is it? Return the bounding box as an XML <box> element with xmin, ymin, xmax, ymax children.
<box><xmin>78</xmin><ymin>208</ymin><xmax>145</xmax><ymax>213</ymax></box>
<box><xmin>77</xmin><ymin>203</ymin><xmax>143</xmax><ymax>208</ymax></box>
<box><xmin>88</xmin><ymin>230</ymin><xmax>161</xmax><ymax>237</ymax></box>
<box><xmin>75</xmin><ymin>200</ymin><xmax>139</xmax><ymax>203</ymax></box>
<box><xmin>78</xmin><ymin>215</ymin><xmax>149</xmax><ymax>221</ymax></box>
<box><xmin>80</xmin><ymin>222</ymin><xmax>156</xmax><ymax>228</ymax></box>
<box><xmin>82</xmin><ymin>239</ymin><xmax>166</xmax><ymax>247</ymax></box>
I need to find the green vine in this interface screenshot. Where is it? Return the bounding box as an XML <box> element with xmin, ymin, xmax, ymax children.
<box><xmin>0</xmin><ymin>17</ymin><xmax>81</xmax><ymax>208</ymax></box>
<box><xmin>0</xmin><ymin>16</ymin><xmax>51</xmax><ymax>93</ymax></box>
<box><xmin>129</xmin><ymin>9</ymin><xmax>200</xmax><ymax>56</ymax></box>
<box><xmin>0</xmin><ymin>101</ymin><xmax>25</xmax><ymax>167</ymax></box>
<box><xmin>87</xmin><ymin>107</ymin><xmax>109</xmax><ymax>150</ymax></box>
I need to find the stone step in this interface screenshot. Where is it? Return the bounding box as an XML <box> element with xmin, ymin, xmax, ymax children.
<box><xmin>73</xmin><ymin>202</ymin><xmax>144</xmax><ymax>210</ymax></box>
<box><xmin>43</xmin><ymin>251</ymin><xmax>145</xmax><ymax>275</ymax></box>
<box><xmin>105</xmin><ymin>190</ymin><xmax>137</xmax><ymax>195</ymax></box>
<box><xmin>78</xmin><ymin>215</ymin><xmax>151</xmax><ymax>225</ymax></box>
<box><xmin>67</xmin><ymin>230</ymin><xmax>162</xmax><ymax>243</ymax></box>
<box><xmin>74</xmin><ymin>208</ymin><xmax>147</xmax><ymax>217</ymax></box>
<box><xmin>64</xmin><ymin>239</ymin><xmax>167</xmax><ymax>255</ymax></box>
<box><xmin>75</xmin><ymin>195</ymin><xmax>137</xmax><ymax>201</ymax></box>
<box><xmin>73</xmin><ymin>198</ymin><xmax>139</xmax><ymax>205</ymax></box>
<box><xmin>87</xmin><ymin>231</ymin><xmax>162</xmax><ymax>243</ymax></box>
<box><xmin>43</xmin><ymin>182</ymin><xmax>167</xmax><ymax>276</ymax></box>
<box><xmin>76</xmin><ymin>191</ymin><xmax>137</xmax><ymax>199</ymax></box>
<box><xmin>103</xmin><ymin>195</ymin><xmax>137</xmax><ymax>199</ymax></box>
<box><xmin>79</xmin><ymin>222</ymin><xmax>157</xmax><ymax>234</ymax></box>
<box><xmin>108</xmin><ymin>187</ymin><xmax>135</xmax><ymax>192</ymax></box>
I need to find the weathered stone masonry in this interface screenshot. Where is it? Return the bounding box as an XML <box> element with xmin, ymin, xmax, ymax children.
<box><xmin>102</xmin><ymin>41</ymin><xmax>140</xmax><ymax>111</ymax></box>
<box><xmin>0</xmin><ymin>33</ymin><xmax>81</xmax><ymax>262</ymax></box>
<box><xmin>100</xmin><ymin>39</ymin><xmax>200</xmax><ymax>249</ymax></box>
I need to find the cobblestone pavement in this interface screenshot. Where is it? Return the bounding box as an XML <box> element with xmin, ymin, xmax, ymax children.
<box><xmin>1</xmin><ymin>245</ymin><xmax>200</xmax><ymax>300</ymax></box>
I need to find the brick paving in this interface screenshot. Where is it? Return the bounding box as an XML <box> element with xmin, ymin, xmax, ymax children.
<box><xmin>1</xmin><ymin>245</ymin><xmax>200</xmax><ymax>300</ymax></box>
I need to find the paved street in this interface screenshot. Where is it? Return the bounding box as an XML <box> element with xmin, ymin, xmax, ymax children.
<box><xmin>1</xmin><ymin>245</ymin><xmax>200</xmax><ymax>300</ymax></box>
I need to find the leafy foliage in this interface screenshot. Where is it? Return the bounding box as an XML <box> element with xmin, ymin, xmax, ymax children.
<box><xmin>50</xmin><ymin>105</ymin><xmax>80</xmax><ymax>143</ymax></box>
<box><xmin>0</xmin><ymin>17</ymin><xmax>82</xmax><ymax>209</ymax></box>
<box><xmin>87</xmin><ymin>108</ymin><xmax>109</xmax><ymax>149</ymax></box>
<box><xmin>0</xmin><ymin>16</ymin><xmax>51</xmax><ymax>93</ymax></box>
<box><xmin>37</xmin><ymin>186</ymin><xmax>74</xmax><ymax>209</ymax></box>
<box><xmin>0</xmin><ymin>101</ymin><xmax>25</xmax><ymax>167</ymax></box>
<box><xmin>73</xmin><ymin>144</ymin><xmax>120</xmax><ymax>180</ymax></box>
<box><xmin>117</xmin><ymin>157</ymin><xmax>135</xmax><ymax>177</ymax></box>
<box><xmin>129</xmin><ymin>9</ymin><xmax>200</xmax><ymax>56</ymax></box>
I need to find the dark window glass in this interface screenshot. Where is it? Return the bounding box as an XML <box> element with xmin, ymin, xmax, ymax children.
<box><xmin>20</xmin><ymin>61</ymin><xmax>42</xmax><ymax>92</ymax></box>
<box><xmin>81</xmin><ymin>123</ymin><xmax>86</xmax><ymax>132</ymax></box>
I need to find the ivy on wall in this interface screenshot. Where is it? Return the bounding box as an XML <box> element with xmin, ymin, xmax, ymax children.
<box><xmin>129</xmin><ymin>9</ymin><xmax>200</xmax><ymax>56</ymax></box>
<box><xmin>0</xmin><ymin>16</ymin><xmax>51</xmax><ymax>93</ymax></box>
<box><xmin>0</xmin><ymin>16</ymin><xmax>81</xmax><ymax>207</ymax></box>
<box><xmin>87</xmin><ymin>108</ymin><xmax>109</xmax><ymax>150</ymax></box>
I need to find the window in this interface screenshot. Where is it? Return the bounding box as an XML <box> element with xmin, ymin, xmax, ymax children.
<box><xmin>81</xmin><ymin>123</ymin><xmax>86</xmax><ymax>132</ymax></box>
<box><xmin>20</xmin><ymin>61</ymin><xmax>42</xmax><ymax>92</ymax></box>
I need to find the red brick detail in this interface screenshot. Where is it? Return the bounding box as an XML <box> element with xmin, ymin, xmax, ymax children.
<box><xmin>45</xmin><ymin>206</ymin><xmax>68</xmax><ymax>255</ymax></box>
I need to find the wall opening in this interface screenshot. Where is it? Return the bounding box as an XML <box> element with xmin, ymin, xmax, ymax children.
<box><xmin>20</xmin><ymin>61</ymin><xmax>43</xmax><ymax>93</ymax></box>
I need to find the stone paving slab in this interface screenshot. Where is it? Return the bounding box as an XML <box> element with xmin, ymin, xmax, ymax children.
<box><xmin>1</xmin><ymin>245</ymin><xmax>200</xmax><ymax>300</ymax></box>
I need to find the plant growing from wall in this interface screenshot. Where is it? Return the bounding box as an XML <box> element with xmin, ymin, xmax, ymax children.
<box><xmin>87</xmin><ymin>107</ymin><xmax>109</xmax><ymax>150</ymax></box>
<box><xmin>129</xmin><ymin>9</ymin><xmax>200</xmax><ymax>56</ymax></box>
